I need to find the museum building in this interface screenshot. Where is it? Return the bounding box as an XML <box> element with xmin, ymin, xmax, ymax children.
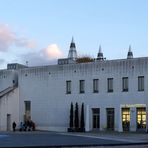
<box><xmin>0</xmin><ymin>38</ymin><xmax>148</xmax><ymax>132</ymax></box>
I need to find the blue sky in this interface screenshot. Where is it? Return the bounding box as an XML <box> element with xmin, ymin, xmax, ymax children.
<box><xmin>0</xmin><ymin>0</ymin><xmax>148</xmax><ymax>68</ymax></box>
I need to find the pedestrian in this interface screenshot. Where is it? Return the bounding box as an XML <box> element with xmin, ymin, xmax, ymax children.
<box><xmin>19</xmin><ymin>122</ymin><xmax>23</xmax><ymax>131</ymax></box>
<box><xmin>12</xmin><ymin>121</ymin><xmax>16</xmax><ymax>132</ymax></box>
<box><xmin>32</xmin><ymin>121</ymin><xmax>35</xmax><ymax>131</ymax></box>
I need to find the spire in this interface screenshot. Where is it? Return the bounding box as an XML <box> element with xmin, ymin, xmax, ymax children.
<box><xmin>129</xmin><ymin>45</ymin><xmax>131</xmax><ymax>52</ymax></box>
<box><xmin>97</xmin><ymin>45</ymin><xmax>104</xmax><ymax>60</ymax></box>
<box><xmin>71</xmin><ymin>36</ymin><xmax>74</xmax><ymax>43</ymax></box>
<box><xmin>99</xmin><ymin>45</ymin><xmax>102</xmax><ymax>52</ymax></box>
<box><xmin>70</xmin><ymin>36</ymin><xmax>76</xmax><ymax>48</ymax></box>
<box><xmin>68</xmin><ymin>37</ymin><xmax>77</xmax><ymax>60</ymax></box>
<box><xmin>127</xmin><ymin>45</ymin><xmax>133</xmax><ymax>59</ymax></box>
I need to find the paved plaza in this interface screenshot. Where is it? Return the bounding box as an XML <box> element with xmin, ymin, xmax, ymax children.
<box><xmin>0</xmin><ymin>131</ymin><xmax>148</xmax><ymax>147</ymax></box>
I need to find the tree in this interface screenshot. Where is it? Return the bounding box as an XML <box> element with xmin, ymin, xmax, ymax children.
<box><xmin>80</xmin><ymin>103</ymin><xmax>85</xmax><ymax>131</ymax></box>
<box><xmin>74</xmin><ymin>102</ymin><xmax>79</xmax><ymax>130</ymax></box>
<box><xmin>76</xmin><ymin>56</ymin><xmax>94</xmax><ymax>63</ymax></box>
<box><xmin>69</xmin><ymin>102</ymin><xmax>74</xmax><ymax>128</ymax></box>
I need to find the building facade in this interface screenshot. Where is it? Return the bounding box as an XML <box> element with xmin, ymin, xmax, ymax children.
<box><xmin>0</xmin><ymin>39</ymin><xmax>148</xmax><ymax>132</ymax></box>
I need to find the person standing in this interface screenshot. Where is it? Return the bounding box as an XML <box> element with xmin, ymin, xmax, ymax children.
<box><xmin>12</xmin><ymin>122</ymin><xmax>16</xmax><ymax>132</ymax></box>
<box><xmin>19</xmin><ymin>122</ymin><xmax>23</xmax><ymax>131</ymax></box>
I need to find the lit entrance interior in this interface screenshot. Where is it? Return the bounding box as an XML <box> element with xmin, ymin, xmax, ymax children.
<box><xmin>92</xmin><ymin>108</ymin><xmax>100</xmax><ymax>129</ymax></box>
<box><xmin>137</xmin><ymin>107</ymin><xmax>146</xmax><ymax>130</ymax></box>
<box><xmin>122</xmin><ymin>108</ymin><xmax>130</xmax><ymax>131</ymax></box>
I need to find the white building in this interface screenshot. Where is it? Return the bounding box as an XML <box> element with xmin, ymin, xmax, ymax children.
<box><xmin>0</xmin><ymin>38</ymin><xmax>148</xmax><ymax>132</ymax></box>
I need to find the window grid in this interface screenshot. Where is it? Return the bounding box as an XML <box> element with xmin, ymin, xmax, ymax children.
<box><xmin>65</xmin><ymin>76</ymin><xmax>145</xmax><ymax>94</ymax></box>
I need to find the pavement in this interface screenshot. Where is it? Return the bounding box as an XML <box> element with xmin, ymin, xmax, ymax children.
<box><xmin>0</xmin><ymin>131</ymin><xmax>148</xmax><ymax>147</ymax></box>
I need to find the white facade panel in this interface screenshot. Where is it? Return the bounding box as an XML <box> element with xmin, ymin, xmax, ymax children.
<box><xmin>0</xmin><ymin>57</ymin><xmax>148</xmax><ymax>132</ymax></box>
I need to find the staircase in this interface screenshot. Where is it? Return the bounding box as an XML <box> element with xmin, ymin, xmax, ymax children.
<box><xmin>0</xmin><ymin>86</ymin><xmax>16</xmax><ymax>98</ymax></box>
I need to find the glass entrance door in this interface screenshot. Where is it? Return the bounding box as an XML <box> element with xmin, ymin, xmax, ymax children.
<box><xmin>122</xmin><ymin>108</ymin><xmax>130</xmax><ymax>131</ymax></box>
<box><xmin>107</xmin><ymin>108</ymin><xmax>114</xmax><ymax>130</ymax></box>
<box><xmin>24</xmin><ymin>101</ymin><xmax>31</xmax><ymax>121</ymax></box>
<box><xmin>7</xmin><ymin>114</ymin><xmax>11</xmax><ymax>131</ymax></box>
<box><xmin>92</xmin><ymin>108</ymin><xmax>100</xmax><ymax>129</ymax></box>
<box><xmin>137</xmin><ymin>107</ymin><xmax>146</xmax><ymax>130</ymax></box>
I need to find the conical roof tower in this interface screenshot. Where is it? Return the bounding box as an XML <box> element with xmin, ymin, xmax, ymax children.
<box><xmin>68</xmin><ymin>37</ymin><xmax>77</xmax><ymax>60</ymax></box>
<box><xmin>97</xmin><ymin>45</ymin><xmax>104</xmax><ymax>60</ymax></box>
<box><xmin>127</xmin><ymin>45</ymin><xmax>133</xmax><ymax>59</ymax></box>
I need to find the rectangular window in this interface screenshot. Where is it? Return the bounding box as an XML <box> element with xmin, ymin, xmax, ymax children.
<box><xmin>80</xmin><ymin>80</ymin><xmax>85</xmax><ymax>93</ymax></box>
<box><xmin>138</xmin><ymin>76</ymin><xmax>144</xmax><ymax>91</ymax></box>
<box><xmin>122</xmin><ymin>77</ymin><xmax>128</xmax><ymax>92</ymax></box>
<box><xmin>93</xmin><ymin>79</ymin><xmax>99</xmax><ymax>93</ymax></box>
<box><xmin>66</xmin><ymin>80</ymin><xmax>71</xmax><ymax>94</ymax></box>
<box><xmin>106</xmin><ymin>108</ymin><xmax>114</xmax><ymax>130</ymax></box>
<box><xmin>137</xmin><ymin>107</ymin><xmax>146</xmax><ymax>129</ymax></box>
<box><xmin>122</xmin><ymin>108</ymin><xmax>130</xmax><ymax>131</ymax></box>
<box><xmin>25</xmin><ymin>101</ymin><xmax>31</xmax><ymax>112</ymax></box>
<box><xmin>107</xmin><ymin>78</ymin><xmax>113</xmax><ymax>92</ymax></box>
<box><xmin>92</xmin><ymin>108</ymin><xmax>100</xmax><ymax>129</ymax></box>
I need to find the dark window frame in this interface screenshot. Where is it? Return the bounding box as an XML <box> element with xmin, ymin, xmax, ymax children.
<box><xmin>107</xmin><ymin>78</ymin><xmax>113</xmax><ymax>92</ymax></box>
<box><xmin>93</xmin><ymin>79</ymin><xmax>99</xmax><ymax>93</ymax></box>
<box><xmin>79</xmin><ymin>80</ymin><xmax>85</xmax><ymax>93</ymax></box>
<box><xmin>138</xmin><ymin>76</ymin><xmax>144</xmax><ymax>91</ymax></box>
<box><xmin>122</xmin><ymin>77</ymin><xmax>128</xmax><ymax>92</ymax></box>
<box><xmin>66</xmin><ymin>80</ymin><xmax>71</xmax><ymax>94</ymax></box>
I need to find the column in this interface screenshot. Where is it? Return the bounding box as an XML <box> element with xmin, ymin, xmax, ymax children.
<box><xmin>85</xmin><ymin>105</ymin><xmax>90</xmax><ymax>132</ymax></box>
<box><xmin>130</xmin><ymin>107</ymin><xmax>136</xmax><ymax>131</ymax></box>
<box><xmin>100</xmin><ymin>107</ymin><xmax>106</xmax><ymax>131</ymax></box>
<box><xmin>146</xmin><ymin>106</ymin><xmax>148</xmax><ymax>132</ymax></box>
<box><xmin>118</xmin><ymin>105</ymin><xmax>123</xmax><ymax>132</ymax></box>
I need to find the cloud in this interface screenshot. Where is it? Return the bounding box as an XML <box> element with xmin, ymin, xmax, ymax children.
<box><xmin>0</xmin><ymin>24</ymin><xmax>64</xmax><ymax>67</ymax></box>
<box><xmin>0</xmin><ymin>24</ymin><xmax>15</xmax><ymax>51</ymax></box>
<box><xmin>15</xmin><ymin>37</ymin><xmax>36</xmax><ymax>49</ymax></box>
<box><xmin>20</xmin><ymin>44</ymin><xmax>64</xmax><ymax>66</ymax></box>
<box><xmin>0</xmin><ymin>59</ymin><xmax>5</xmax><ymax>65</ymax></box>
<box><xmin>43</xmin><ymin>44</ymin><xmax>63</xmax><ymax>59</ymax></box>
<box><xmin>0</xmin><ymin>24</ymin><xmax>36</xmax><ymax>52</ymax></box>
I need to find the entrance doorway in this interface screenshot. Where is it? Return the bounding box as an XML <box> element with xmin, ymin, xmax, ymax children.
<box><xmin>7</xmin><ymin>114</ymin><xmax>11</xmax><ymax>131</ymax></box>
<box><xmin>122</xmin><ymin>108</ymin><xmax>130</xmax><ymax>131</ymax></box>
<box><xmin>92</xmin><ymin>108</ymin><xmax>100</xmax><ymax>129</ymax></box>
<box><xmin>24</xmin><ymin>101</ymin><xmax>31</xmax><ymax>121</ymax></box>
<box><xmin>106</xmin><ymin>108</ymin><xmax>114</xmax><ymax>130</ymax></box>
<box><xmin>137</xmin><ymin>107</ymin><xmax>146</xmax><ymax>130</ymax></box>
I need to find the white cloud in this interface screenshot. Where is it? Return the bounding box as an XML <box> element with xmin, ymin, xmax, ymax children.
<box><xmin>43</xmin><ymin>44</ymin><xmax>63</xmax><ymax>59</ymax></box>
<box><xmin>20</xmin><ymin>44</ymin><xmax>64</xmax><ymax>66</ymax></box>
<box><xmin>0</xmin><ymin>24</ymin><xmax>36</xmax><ymax>52</ymax></box>
<box><xmin>0</xmin><ymin>24</ymin><xmax>64</xmax><ymax>67</ymax></box>
<box><xmin>15</xmin><ymin>37</ymin><xmax>36</xmax><ymax>49</ymax></box>
<box><xmin>0</xmin><ymin>24</ymin><xmax>15</xmax><ymax>51</ymax></box>
<box><xmin>0</xmin><ymin>59</ymin><xmax>5</xmax><ymax>64</ymax></box>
